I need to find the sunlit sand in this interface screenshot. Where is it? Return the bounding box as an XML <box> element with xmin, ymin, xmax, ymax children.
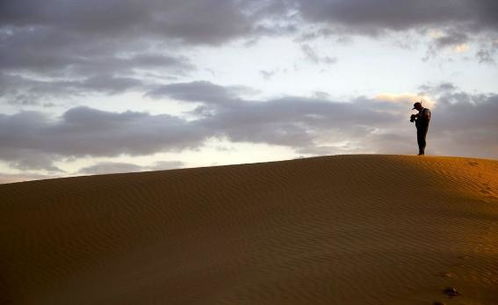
<box><xmin>1</xmin><ymin>155</ymin><xmax>497</xmax><ymax>304</ymax></box>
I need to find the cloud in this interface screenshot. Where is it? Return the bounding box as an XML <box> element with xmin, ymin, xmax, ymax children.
<box><xmin>7</xmin><ymin>153</ymin><xmax>63</xmax><ymax>172</ymax></box>
<box><xmin>78</xmin><ymin>160</ymin><xmax>183</xmax><ymax>175</ymax></box>
<box><xmin>1</xmin><ymin>0</ymin><xmax>253</xmax><ymax>103</ymax></box>
<box><xmin>291</xmin><ymin>0</ymin><xmax>498</xmax><ymax>59</ymax></box>
<box><xmin>293</xmin><ymin>0</ymin><xmax>497</xmax><ymax>33</ymax></box>
<box><xmin>1</xmin><ymin>81</ymin><xmax>497</xmax><ymax>173</ymax></box>
<box><xmin>0</xmin><ymin>107</ymin><xmax>207</xmax><ymax>170</ymax></box>
<box><xmin>0</xmin><ymin>73</ymin><xmax>148</xmax><ymax>104</ymax></box>
<box><xmin>260</xmin><ymin>70</ymin><xmax>277</xmax><ymax>80</ymax></box>
<box><xmin>150</xmin><ymin>160</ymin><xmax>185</xmax><ymax>170</ymax></box>
<box><xmin>476</xmin><ymin>48</ymin><xmax>496</xmax><ymax>63</ymax></box>
<box><xmin>433</xmin><ymin>31</ymin><xmax>469</xmax><ymax>49</ymax></box>
<box><xmin>198</xmin><ymin>96</ymin><xmax>402</xmax><ymax>149</ymax></box>
<box><xmin>375</xmin><ymin>93</ymin><xmax>437</xmax><ymax>109</ymax></box>
<box><xmin>164</xmin><ymin>81</ymin><xmax>498</xmax><ymax>158</ymax></box>
<box><xmin>1</xmin><ymin>0</ymin><xmax>496</xmax><ymax>107</ymax></box>
<box><xmin>418</xmin><ymin>82</ymin><xmax>457</xmax><ymax>94</ymax></box>
<box><xmin>148</xmin><ymin>81</ymin><xmax>414</xmax><ymax>154</ymax></box>
<box><xmin>0</xmin><ymin>50</ymin><xmax>194</xmax><ymax>103</ymax></box>
<box><xmin>428</xmin><ymin>92</ymin><xmax>498</xmax><ymax>158</ymax></box>
<box><xmin>0</xmin><ymin>42</ymin><xmax>194</xmax><ymax>102</ymax></box>
<box><xmin>0</xmin><ymin>173</ymin><xmax>58</xmax><ymax>185</ymax></box>
<box><xmin>0</xmin><ymin>159</ymin><xmax>185</xmax><ymax>184</ymax></box>
<box><xmin>78</xmin><ymin>162</ymin><xmax>144</xmax><ymax>175</ymax></box>
<box><xmin>1</xmin><ymin>0</ymin><xmax>497</xmax><ymax>77</ymax></box>
<box><xmin>146</xmin><ymin>81</ymin><xmax>246</xmax><ymax>104</ymax></box>
<box><xmin>0</xmin><ymin>80</ymin><xmax>404</xmax><ymax>171</ymax></box>
<box><xmin>301</xmin><ymin>44</ymin><xmax>337</xmax><ymax>65</ymax></box>
<box><xmin>0</xmin><ymin>0</ymin><xmax>260</xmax><ymax>45</ymax></box>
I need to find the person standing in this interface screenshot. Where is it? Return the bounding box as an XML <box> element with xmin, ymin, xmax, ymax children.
<box><xmin>410</xmin><ymin>102</ymin><xmax>431</xmax><ymax>155</ymax></box>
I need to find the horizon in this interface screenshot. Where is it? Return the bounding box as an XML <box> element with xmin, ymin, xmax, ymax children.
<box><xmin>1</xmin><ymin>154</ymin><xmax>495</xmax><ymax>185</ymax></box>
<box><xmin>1</xmin><ymin>0</ymin><xmax>497</xmax><ymax>183</ymax></box>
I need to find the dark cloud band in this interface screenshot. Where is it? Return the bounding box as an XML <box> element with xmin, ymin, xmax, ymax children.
<box><xmin>1</xmin><ymin>81</ymin><xmax>497</xmax><ymax>173</ymax></box>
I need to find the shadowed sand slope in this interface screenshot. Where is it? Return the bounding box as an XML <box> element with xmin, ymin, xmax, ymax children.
<box><xmin>1</xmin><ymin>155</ymin><xmax>497</xmax><ymax>305</ymax></box>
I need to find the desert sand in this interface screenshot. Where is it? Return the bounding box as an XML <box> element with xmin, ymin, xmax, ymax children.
<box><xmin>0</xmin><ymin>155</ymin><xmax>497</xmax><ymax>305</ymax></box>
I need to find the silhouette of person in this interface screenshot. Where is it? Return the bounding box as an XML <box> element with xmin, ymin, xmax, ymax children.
<box><xmin>410</xmin><ymin>102</ymin><xmax>431</xmax><ymax>155</ymax></box>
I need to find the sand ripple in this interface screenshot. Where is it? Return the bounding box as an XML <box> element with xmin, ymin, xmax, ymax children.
<box><xmin>1</xmin><ymin>155</ymin><xmax>497</xmax><ymax>304</ymax></box>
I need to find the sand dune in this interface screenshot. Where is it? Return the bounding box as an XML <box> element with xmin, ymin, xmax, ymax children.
<box><xmin>1</xmin><ymin>155</ymin><xmax>497</xmax><ymax>305</ymax></box>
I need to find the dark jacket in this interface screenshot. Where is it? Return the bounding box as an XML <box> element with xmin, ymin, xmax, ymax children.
<box><xmin>416</xmin><ymin>108</ymin><xmax>431</xmax><ymax>128</ymax></box>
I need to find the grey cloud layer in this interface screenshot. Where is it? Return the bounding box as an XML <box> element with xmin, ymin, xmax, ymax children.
<box><xmin>147</xmin><ymin>81</ymin><xmax>246</xmax><ymax>104</ymax></box>
<box><xmin>154</xmin><ymin>81</ymin><xmax>498</xmax><ymax>158</ymax></box>
<box><xmin>1</xmin><ymin>0</ymin><xmax>496</xmax><ymax>105</ymax></box>
<box><xmin>0</xmin><ymin>106</ymin><xmax>206</xmax><ymax>171</ymax></box>
<box><xmin>5</xmin><ymin>0</ymin><xmax>495</xmax><ymax>38</ymax></box>
<box><xmin>3</xmin><ymin>0</ymin><xmax>495</xmax><ymax>72</ymax></box>
<box><xmin>0</xmin><ymin>0</ymin><xmax>284</xmax><ymax>103</ymax></box>
<box><xmin>296</xmin><ymin>0</ymin><xmax>497</xmax><ymax>33</ymax></box>
<box><xmin>2</xmin><ymin>81</ymin><xmax>497</xmax><ymax>173</ymax></box>
<box><xmin>294</xmin><ymin>0</ymin><xmax>498</xmax><ymax>61</ymax></box>
<box><xmin>79</xmin><ymin>160</ymin><xmax>184</xmax><ymax>175</ymax></box>
<box><xmin>0</xmin><ymin>0</ymin><xmax>258</xmax><ymax>44</ymax></box>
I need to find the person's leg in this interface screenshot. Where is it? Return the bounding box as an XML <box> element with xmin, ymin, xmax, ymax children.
<box><xmin>423</xmin><ymin>126</ymin><xmax>429</xmax><ymax>153</ymax></box>
<box><xmin>417</xmin><ymin>128</ymin><xmax>423</xmax><ymax>155</ymax></box>
<box><xmin>417</xmin><ymin>126</ymin><xmax>428</xmax><ymax>155</ymax></box>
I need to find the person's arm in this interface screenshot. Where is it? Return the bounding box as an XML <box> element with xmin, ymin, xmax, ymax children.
<box><xmin>423</xmin><ymin>109</ymin><xmax>431</xmax><ymax>121</ymax></box>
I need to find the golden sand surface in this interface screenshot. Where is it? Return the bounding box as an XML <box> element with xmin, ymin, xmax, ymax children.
<box><xmin>0</xmin><ymin>155</ymin><xmax>497</xmax><ymax>305</ymax></box>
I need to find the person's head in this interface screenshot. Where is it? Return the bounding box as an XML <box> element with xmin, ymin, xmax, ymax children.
<box><xmin>412</xmin><ymin>102</ymin><xmax>423</xmax><ymax>111</ymax></box>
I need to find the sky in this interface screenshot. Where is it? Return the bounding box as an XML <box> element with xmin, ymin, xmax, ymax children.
<box><xmin>1</xmin><ymin>0</ymin><xmax>497</xmax><ymax>183</ymax></box>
